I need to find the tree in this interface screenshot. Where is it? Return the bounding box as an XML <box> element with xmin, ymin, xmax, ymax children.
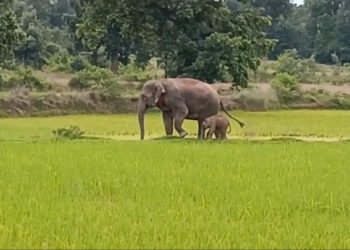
<box><xmin>301</xmin><ymin>0</ymin><xmax>350</xmax><ymax>64</ymax></box>
<box><xmin>335</xmin><ymin>1</ymin><xmax>350</xmax><ymax>63</ymax></box>
<box><xmin>77</xmin><ymin>0</ymin><xmax>274</xmax><ymax>87</ymax></box>
<box><xmin>249</xmin><ymin>0</ymin><xmax>301</xmax><ymax>59</ymax></box>
<box><xmin>153</xmin><ymin>1</ymin><xmax>274</xmax><ymax>85</ymax></box>
<box><xmin>13</xmin><ymin>0</ymin><xmax>75</xmax><ymax>68</ymax></box>
<box><xmin>0</xmin><ymin>1</ymin><xmax>23</xmax><ymax>59</ymax></box>
<box><xmin>76</xmin><ymin>0</ymin><xmax>156</xmax><ymax>73</ymax></box>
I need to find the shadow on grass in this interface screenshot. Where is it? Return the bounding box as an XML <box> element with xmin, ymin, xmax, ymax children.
<box><xmin>151</xmin><ymin>135</ymin><xmax>350</xmax><ymax>144</ymax></box>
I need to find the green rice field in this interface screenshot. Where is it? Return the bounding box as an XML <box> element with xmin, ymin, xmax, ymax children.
<box><xmin>1</xmin><ymin>110</ymin><xmax>350</xmax><ymax>248</ymax></box>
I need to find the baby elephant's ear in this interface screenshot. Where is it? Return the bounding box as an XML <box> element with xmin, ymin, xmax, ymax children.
<box><xmin>154</xmin><ymin>83</ymin><xmax>165</xmax><ymax>104</ymax></box>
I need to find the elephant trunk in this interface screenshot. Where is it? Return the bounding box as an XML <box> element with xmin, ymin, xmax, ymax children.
<box><xmin>138</xmin><ymin>97</ymin><xmax>147</xmax><ymax>140</ymax></box>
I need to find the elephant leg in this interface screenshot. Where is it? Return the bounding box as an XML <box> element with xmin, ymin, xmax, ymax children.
<box><xmin>174</xmin><ymin>109</ymin><xmax>188</xmax><ymax>138</ymax></box>
<box><xmin>198</xmin><ymin>120</ymin><xmax>204</xmax><ymax>140</ymax></box>
<box><xmin>162</xmin><ymin>112</ymin><xmax>173</xmax><ymax>136</ymax></box>
<box><xmin>175</xmin><ymin>111</ymin><xmax>188</xmax><ymax>138</ymax></box>
<box><xmin>221</xmin><ymin>131</ymin><xmax>227</xmax><ymax>140</ymax></box>
<box><xmin>214</xmin><ymin>130</ymin><xmax>221</xmax><ymax>140</ymax></box>
<box><xmin>206</xmin><ymin>130</ymin><xmax>212</xmax><ymax>139</ymax></box>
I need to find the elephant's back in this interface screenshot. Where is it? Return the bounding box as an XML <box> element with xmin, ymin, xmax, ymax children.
<box><xmin>170</xmin><ymin>78</ymin><xmax>219</xmax><ymax>100</ymax></box>
<box><xmin>168</xmin><ymin>78</ymin><xmax>220</xmax><ymax>115</ymax></box>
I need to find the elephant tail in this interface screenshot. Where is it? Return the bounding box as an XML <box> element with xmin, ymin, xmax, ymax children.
<box><xmin>220</xmin><ymin>101</ymin><xmax>245</xmax><ymax>128</ymax></box>
<box><xmin>227</xmin><ymin>123</ymin><xmax>232</xmax><ymax>134</ymax></box>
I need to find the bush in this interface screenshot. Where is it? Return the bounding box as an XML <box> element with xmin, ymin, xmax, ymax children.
<box><xmin>250</xmin><ymin>62</ymin><xmax>275</xmax><ymax>83</ymax></box>
<box><xmin>47</xmin><ymin>51</ymin><xmax>71</xmax><ymax>72</ymax></box>
<box><xmin>69</xmin><ymin>55</ymin><xmax>90</xmax><ymax>72</ymax></box>
<box><xmin>68</xmin><ymin>77</ymin><xmax>87</xmax><ymax>90</ymax></box>
<box><xmin>0</xmin><ymin>74</ymin><xmax>4</xmax><ymax>90</ymax></box>
<box><xmin>48</xmin><ymin>51</ymin><xmax>92</xmax><ymax>73</ymax></box>
<box><xmin>275</xmin><ymin>49</ymin><xmax>300</xmax><ymax>76</ymax></box>
<box><xmin>275</xmin><ymin>50</ymin><xmax>317</xmax><ymax>83</ymax></box>
<box><xmin>299</xmin><ymin>57</ymin><xmax>317</xmax><ymax>83</ymax></box>
<box><xmin>272</xmin><ymin>73</ymin><xmax>299</xmax><ymax>89</ymax></box>
<box><xmin>119</xmin><ymin>55</ymin><xmax>164</xmax><ymax>82</ymax></box>
<box><xmin>52</xmin><ymin>126</ymin><xmax>85</xmax><ymax>140</ymax></box>
<box><xmin>4</xmin><ymin>67</ymin><xmax>48</xmax><ymax>91</ymax></box>
<box><xmin>272</xmin><ymin>73</ymin><xmax>300</xmax><ymax>103</ymax></box>
<box><xmin>68</xmin><ymin>67</ymin><xmax>115</xmax><ymax>90</ymax></box>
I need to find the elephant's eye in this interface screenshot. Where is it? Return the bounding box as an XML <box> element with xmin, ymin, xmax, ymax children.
<box><xmin>141</xmin><ymin>94</ymin><xmax>148</xmax><ymax>101</ymax></box>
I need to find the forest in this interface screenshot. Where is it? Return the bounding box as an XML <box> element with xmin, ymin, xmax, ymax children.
<box><xmin>1</xmin><ymin>0</ymin><xmax>350</xmax><ymax>83</ymax></box>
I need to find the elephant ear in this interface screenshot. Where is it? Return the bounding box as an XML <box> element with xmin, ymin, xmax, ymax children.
<box><xmin>154</xmin><ymin>82</ymin><xmax>166</xmax><ymax>104</ymax></box>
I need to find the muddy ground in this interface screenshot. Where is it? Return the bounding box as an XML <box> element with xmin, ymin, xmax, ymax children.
<box><xmin>1</xmin><ymin>76</ymin><xmax>350</xmax><ymax>117</ymax></box>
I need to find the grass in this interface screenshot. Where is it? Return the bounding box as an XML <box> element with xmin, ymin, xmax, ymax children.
<box><xmin>1</xmin><ymin>110</ymin><xmax>350</xmax><ymax>248</ymax></box>
<box><xmin>1</xmin><ymin>110</ymin><xmax>350</xmax><ymax>141</ymax></box>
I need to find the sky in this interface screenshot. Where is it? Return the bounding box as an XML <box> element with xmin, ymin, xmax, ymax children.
<box><xmin>292</xmin><ymin>0</ymin><xmax>304</xmax><ymax>5</ymax></box>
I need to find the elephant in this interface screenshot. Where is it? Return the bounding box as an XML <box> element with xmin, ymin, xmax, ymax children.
<box><xmin>137</xmin><ymin>78</ymin><xmax>245</xmax><ymax>140</ymax></box>
<box><xmin>202</xmin><ymin>115</ymin><xmax>231</xmax><ymax>140</ymax></box>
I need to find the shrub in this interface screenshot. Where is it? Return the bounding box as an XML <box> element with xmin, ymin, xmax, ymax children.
<box><xmin>0</xmin><ymin>74</ymin><xmax>4</xmax><ymax>90</ymax></box>
<box><xmin>47</xmin><ymin>51</ymin><xmax>71</xmax><ymax>72</ymax></box>
<box><xmin>275</xmin><ymin>50</ymin><xmax>317</xmax><ymax>83</ymax></box>
<box><xmin>68</xmin><ymin>77</ymin><xmax>87</xmax><ymax>90</ymax></box>
<box><xmin>68</xmin><ymin>67</ymin><xmax>115</xmax><ymax>90</ymax></box>
<box><xmin>250</xmin><ymin>62</ymin><xmax>275</xmax><ymax>83</ymax></box>
<box><xmin>48</xmin><ymin>51</ymin><xmax>92</xmax><ymax>73</ymax></box>
<box><xmin>275</xmin><ymin>49</ymin><xmax>300</xmax><ymax>76</ymax></box>
<box><xmin>299</xmin><ymin>57</ymin><xmax>317</xmax><ymax>83</ymax></box>
<box><xmin>119</xmin><ymin>55</ymin><xmax>164</xmax><ymax>82</ymax></box>
<box><xmin>5</xmin><ymin>67</ymin><xmax>48</xmax><ymax>91</ymax></box>
<box><xmin>52</xmin><ymin>126</ymin><xmax>85</xmax><ymax>140</ymax></box>
<box><xmin>69</xmin><ymin>55</ymin><xmax>90</xmax><ymax>72</ymax></box>
<box><xmin>272</xmin><ymin>73</ymin><xmax>299</xmax><ymax>89</ymax></box>
<box><xmin>272</xmin><ymin>73</ymin><xmax>300</xmax><ymax>103</ymax></box>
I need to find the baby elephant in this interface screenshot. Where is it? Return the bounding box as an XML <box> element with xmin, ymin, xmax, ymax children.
<box><xmin>202</xmin><ymin>115</ymin><xmax>231</xmax><ymax>140</ymax></box>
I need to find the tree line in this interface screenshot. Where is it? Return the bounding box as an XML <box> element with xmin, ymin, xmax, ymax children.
<box><xmin>1</xmin><ymin>0</ymin><xmax>350</xmax><ymax>87</ymax></box>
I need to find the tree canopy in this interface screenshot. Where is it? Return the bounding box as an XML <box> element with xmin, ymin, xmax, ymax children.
<box><xmin>0</xmin><ymin>1</ymin><xmax>23</xmax><ymax>59</ymax></box>
<box><xmin>76</xmin><ymin>0</ymin><xmax>274</xmax><ymax>86</ymax></box>
<box><xmin>2</xmin><ymin>0</ymin><xmax>350</xmax><ymax>86</ymax></box>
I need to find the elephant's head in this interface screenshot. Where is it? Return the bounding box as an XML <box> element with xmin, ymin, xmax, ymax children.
<box><xmin>138</xmin><ymin>80</ymin><xmax>165</xmax><ymax>140</ymax></box>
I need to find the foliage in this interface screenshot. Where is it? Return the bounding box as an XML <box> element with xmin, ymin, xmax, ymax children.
<box><xmin>249</xmin><ymin>0</ymin><xmax>301</xmax><ymax>59</ymax></box>
<box><xmin>52</xmin><ymin>125</ymin><xmax>85</xmax><ymax>140</ymax></box>
<box><xmin>153</xmin><ymin>1</ymin><xmax>274</xmax><ymax>86</ymax></box>
<box><xmin>47</xmin><ymin>51</ymin><xmax>72</xmax><ymax>72</ymax></box>
<box><xmin>76</xmin><ymin>0</ymin><xmax>155</xmax><ymax>73</ymax></box>
<box><xmin>1</xmin><ymin>67</ymin><xmax>48</xmax><ymax>91</ymax></box>
<box><xmin>4</xmin><ymin>0</ymin><xmax>350</xmax><ymax>87</ymax></box>
<box><xmin>119</xmin><ymin>56</ymin><xmax>164</xmax><ymax>82</ymax></box>
<box><xmin>0</xmin><ymin>1</ymin><xmax>24</xmax><ymax>58</ymax></box>
<box><xmin>272</xmin><ymin>72</ymin><xmax>300</xmax><ymax>103</ymax></box>
<box><xmin>68</xmin><ymin>67</ymin><xmax>114</xmax><ymax>90</ymax></box>
<box><xmin>13</xmin><ymin>1</ymin><xmax>75</xmax><ymax>69</ymax></box>
<box><xmin>303</xmin><ymin>0</ymin><xmax>350</xmax><ymax>64</ymax></box>
<box><xmin>48</xmin><ymin>51</ymin><xmax>91</xmax><ymax>73</ymax></box>
<box><xmin>76</xmin><ymin>0</ymin><xmax>274</xmax><ymax>87</ymax></box>
<box><xmin>275</xmin><ymin>50</ymin><xmax>317</xmax><ymax>83</ymax></box>
<box><xmin>273</xmin><ymin>72</ymin><xmax>299</xmax><ymax>89</ymax></box>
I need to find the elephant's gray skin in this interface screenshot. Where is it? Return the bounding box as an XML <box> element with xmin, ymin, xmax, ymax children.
<box><xmin>202</xmin><ymin>115</ymin><xmax>231</xmax><ymax>140</ymax></box>
<box><xmin>137</xmin><ymin>78</ymin><xmax>244</xmax><ymax>140</ymax></box>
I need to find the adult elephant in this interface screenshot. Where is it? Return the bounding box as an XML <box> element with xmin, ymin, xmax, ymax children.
<box><xmin>137</xmin><ymin>78</ymin><xmax>244</xmax><ymax>140</ymax></box>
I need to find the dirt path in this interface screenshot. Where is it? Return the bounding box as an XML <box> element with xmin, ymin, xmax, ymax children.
<box><xmin>83</xmin><ymin>134</ymin><xmax>350</xmax><ymax>143</ymax></box>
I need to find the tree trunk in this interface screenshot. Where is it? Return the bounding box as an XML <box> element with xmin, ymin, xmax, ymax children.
<box><xmin>110</xmin><ymin>52</ymin><xmax>119</xmax><ymax>74</ymax></box>
<box><xmin>91</xmin><ymin>43</ymin><xmax>101</xmax><ymax>66</ymax></box>
<box><xmin>91</xmin><ymin>50</ymin><xmax>98</xmax><ymax>66</ymax></box>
